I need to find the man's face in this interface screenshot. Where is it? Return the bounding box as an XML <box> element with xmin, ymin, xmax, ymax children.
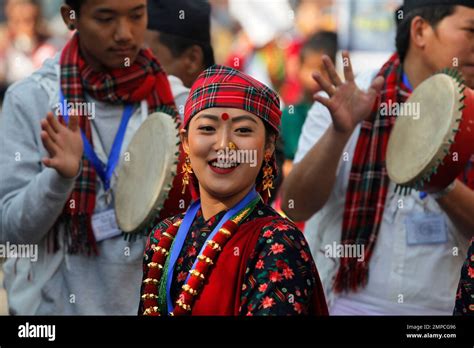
<box><xmin>71</xmin><ymin>0</ymin><xmax>147</xmax><ymax>71</ymax></box>
<box><xmin>7</xmin><ymin>1</ymin><xmax>39</xmax><ymax>39</ymax></box>
<box><xmin>423</xmin><ymin>6</ymin><xmax>474</xmax><ymax>88</ymax></box>
<box><xmin>298</xmin><ymin>51</ymin><xmax>327</xmax><ymax>94</ymax></box>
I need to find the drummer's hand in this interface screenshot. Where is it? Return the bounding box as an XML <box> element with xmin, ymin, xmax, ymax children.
<box><xmin>312</xmin><ymin>51</ymin><xmax>385</xmax><ymax>134</ymax></box>
<box><xmin>40</xmin><ymin>112</ymin><xmax>83</xmax><ymax>178</ymax></box>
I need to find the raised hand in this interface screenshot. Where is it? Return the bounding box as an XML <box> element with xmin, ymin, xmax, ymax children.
<box><xmin>40</xmin><ymin>112</ymin><xmax>83</xmax><ymax>178</ymax></box>
<box><xmin>312</xmin><ymin>51</ymin><xmax>385</xmax><ymax>134</ymax></box>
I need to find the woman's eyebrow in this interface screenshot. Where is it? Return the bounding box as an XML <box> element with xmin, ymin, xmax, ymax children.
<box><xmin>196</xmin><ymin>114</ymin><xmax>219</xmax><ymax>121</ymax></box>
<box><xmin>231</xmin><ymin>115</ymin><xmax>258</xmax><ymax>124</ymax></box>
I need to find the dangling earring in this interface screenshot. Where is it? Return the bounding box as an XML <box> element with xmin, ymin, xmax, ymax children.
<box><xmin>181</xmin><ymin>154</ymin><xmax>193</xmax><ymax>194</ymax></box>
<box><xmin>262</xmin><ymin>152</ymin><xmax>274</xmax><ymax>198</ymax></box>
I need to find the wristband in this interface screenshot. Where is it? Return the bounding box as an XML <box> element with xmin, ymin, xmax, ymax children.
<box><xmin>430</xmin><ymin>180</ymin><xmax>457</xmax><ymax>200</ymax></box>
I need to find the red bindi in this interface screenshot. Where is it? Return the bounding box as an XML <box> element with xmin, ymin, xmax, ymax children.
<box><xmin>221</xmin><ymin>113</ymin><xmax>229</xmax><ymax>121</ymax></box>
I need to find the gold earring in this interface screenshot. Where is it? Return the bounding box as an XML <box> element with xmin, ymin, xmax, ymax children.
<box><xmin>262</xmin><ymin>152</ymin><xmax>274</xmax><ymax>197</ymax></box>
<box><xmin>181</xmin><ymin>155</ymin><xmax>193</xmax><ymax>194</ymax></box>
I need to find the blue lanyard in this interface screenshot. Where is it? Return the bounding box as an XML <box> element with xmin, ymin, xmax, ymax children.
<box><xmin>59</xmin><ymin>89</ymin><xmax>135</xmax><ymax>191</ymax></box>
<box><xmin>166</xmin><ymin>187</ymin><xmax>259</xmax><ymax>314</ymax></box>
<box><xmin>402</xmin><ymin>72</ymin><xmax>413</xmax><ymax>92</ymax></box>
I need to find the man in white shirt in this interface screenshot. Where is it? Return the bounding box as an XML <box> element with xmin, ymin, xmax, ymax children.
<box><xmin>145</xmin><ymin>0</ymin><xmax>215</xmax><ymax>118</ymax></box>
<box><xmin>282</xmin><ymin>0</ymin><xmax>474</xmax><ymax>315</ymax></box>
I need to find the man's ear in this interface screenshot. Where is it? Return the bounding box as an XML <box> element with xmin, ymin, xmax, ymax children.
<box><xmin>60</xmin><ymin>5</ymin><xmax>76</xmax><ymax>31</ymax></box>
<box><xmin>180</xmin><ymin>128</ymin><xmax>190</xmax><ymax>154</ymax></box>
<box><xmin>185</xmin><ymin>45</ymin><xmax>204</xmax><ymax>76</ymax></box>
<box><xmin>410</xmin><ymin>16</ymin><xmax>432</xmax><ymax>51</ymax></box>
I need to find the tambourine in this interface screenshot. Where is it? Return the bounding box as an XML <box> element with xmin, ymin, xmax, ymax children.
<box><xmin>115</xmin><ymin>112</ymin><xmax>180</xmax><ymax>233</ymax></box>
<box><xmin>386</xmin><ymin>69</ymin><xmax>474</xmax><ymax>194</ymax></box>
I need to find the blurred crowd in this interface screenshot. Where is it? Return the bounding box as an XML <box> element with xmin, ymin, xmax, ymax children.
<box><xmin>0</xmin><ymin>0</ymin><xmax>400</xmax><ymax>223</ymax></box>
<box><xmin>0</xmin><ymin>0</ymin><xmax>401</xmax><ymax>95</ymax></box>
<box><xmin>0</xmin><ymin>0</ymin><xmax>401</xmax><ymax>240</ymax></box>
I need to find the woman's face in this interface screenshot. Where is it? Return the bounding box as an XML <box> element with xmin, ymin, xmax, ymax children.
<box><xmin>182</xmin><ymin>107</ymin><xmax>275</xmax><ymax>201</ymax></box>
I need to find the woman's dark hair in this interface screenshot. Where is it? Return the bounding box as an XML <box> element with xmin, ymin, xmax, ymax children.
<box><xmin>158</xmin><ymin>32</ymin><xmax>215</xmax><ymax>70</ymax></box>
<box><xmin>395</xmin><ymin>5</ymin><xmax>456</xmax><ymax>62</ymax></box>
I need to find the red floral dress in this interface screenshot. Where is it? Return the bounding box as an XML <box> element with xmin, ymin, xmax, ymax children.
<box><xmin>139</xmin><ymin>200</ymin><xmax>325</xmax><ymax>315</ymax></box>
<box><xmin>454</xmin><ymin>238</ymin><xmax>474</xmax><ymax>315</ymax></box>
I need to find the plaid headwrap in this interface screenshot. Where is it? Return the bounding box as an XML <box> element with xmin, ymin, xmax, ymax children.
<box><xmin>55</xmin><ymin>33</ymin><xmax>178</xmax><ymax>254</ymax></box>
<box><xmin>183</xmin><ymin>65</ymin><xmax>282</xmax><ymax>202</ymax></box>
<box><xmin>334</xmin><ymin>54</ymin><xmax>411</xmax><ymax>292</ymax></box>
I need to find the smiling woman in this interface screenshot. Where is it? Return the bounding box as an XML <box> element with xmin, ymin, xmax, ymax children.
<box><xmin>139</xmin><ymin>65</ymin><xmax>329</xmax><ymax>316</ymax></box>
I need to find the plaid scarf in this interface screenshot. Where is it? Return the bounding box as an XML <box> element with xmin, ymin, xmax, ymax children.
<box><xmin>54</xmin><ymin>33</ymin><xmax>177</xmax><ymax>254</ymax></box>
<box><xmin>334</xmin><ymin>54</ymin><xmax>411</xmax><ymax>292</ymax></box>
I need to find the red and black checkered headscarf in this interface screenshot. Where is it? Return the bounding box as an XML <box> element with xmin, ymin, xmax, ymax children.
<box><xmin>183</xmin><ymin>65</ymin><xmax>282</xmax><ymax>202</ymax></box>
<box><xmin>54</xmin><ymin>33</ymin><xmax>179</xmax><ymax>254</ymax></box>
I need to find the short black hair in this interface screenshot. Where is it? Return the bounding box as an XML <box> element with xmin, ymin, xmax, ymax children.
<box><xmin>158</xmin><ymin>32</ymin><xmax>215</xmax><ymax>70</ymax></box>
<box><xmin>395</xmin><ymin>5</ymin><xmax>456</xmax><ymax>62</ymax></box>
<box><xmin>300</xmin><ymin>31</ymin><xmax>338</xmax><ymax>63</ymax></box>
<box><xmin>65</xmin><ymin>0</ymin><xmax>83</xmax><ymax>15</ymax></box>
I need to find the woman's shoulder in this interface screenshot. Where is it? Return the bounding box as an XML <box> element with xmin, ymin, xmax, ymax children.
<box><xmin>146</xmin><ymin>213</ymin><xmax>185</xmax><ymax>246</ymax></box>
<box><xmin>250</xmin><ymin>203</ymin><xmax>300</xmax><ymax>232</ymax></box>
<box><xmin>248</xmin><ymin>203</ymin><xmax>309</xmax><ymax>254</ymax></box>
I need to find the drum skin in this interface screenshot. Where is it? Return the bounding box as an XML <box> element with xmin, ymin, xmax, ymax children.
<box><xmin>387</xmin><ymin>72</ymin><xmax>474</xmax><ymax>193</ymax></box>
<box><xmin>115</xmin><ymin>112</ymin><xmax>180</xmax><ymax>233</ymax></box>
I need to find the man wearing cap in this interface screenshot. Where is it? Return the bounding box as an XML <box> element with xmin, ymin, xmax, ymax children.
<box><xmin>0</xmin><ymin>0</ymin><xmax>189</xmax><ymax>315</ymax></box>
<box><xmin>145</xmin><ymin>0</ymin><xmax>215</xmax><ymax>118</ymax></box>
<box><xmin>282</xmin><ymin>1</ymin><xmax>474</xmax><ymax>314</ymax></box>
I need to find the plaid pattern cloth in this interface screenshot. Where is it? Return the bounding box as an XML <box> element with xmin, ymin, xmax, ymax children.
<box><xmin>55</xmin><ymin>33</ymin><xmax>177</xmax><ymax>254</ymax></box>
<box><xmin>182</xmin><ymin>65</ymin><xmax>282</xmax><ymax>203</ymax></box>
<box><xmin>184</xmin><ymin>65</ymin><xmax>281</xmax><ymax>133</ymax></box>
<box><xmin>334</xmin><ymin>54</ymin><xmax>411</xmax><ymax>292</ymax></box>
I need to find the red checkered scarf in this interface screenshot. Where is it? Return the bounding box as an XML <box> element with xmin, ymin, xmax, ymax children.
<box><xmin>54</xmin><ymin>33</ymin><xmax>177</xmax><ymax>254</ymax></box>
<box><xmin>334</xmin><ymin>54</ymin><xmax>411</xmax><ymax>292</ymax></box>
<box><xmin>183</xmin><ymin>65</ymin><xmax>282</xmax><ymax>202</ymax></box>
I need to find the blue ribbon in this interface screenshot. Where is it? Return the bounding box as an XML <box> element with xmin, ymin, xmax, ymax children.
<box><xmin>402</xmin><ymin>72</ymin><xmax>413</xmax><ymax>92</ymax></box>
<box><xmin>165</xmin><ymin>187</ymin><xmax>259</xmax><ymax>314</ymax></box>
<box><xmin>59</xmin><ymin>90</ymin><xmax>135</xmax><ymax>191</ymax></box>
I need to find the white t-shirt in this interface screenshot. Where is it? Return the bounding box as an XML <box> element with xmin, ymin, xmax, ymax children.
<box><xmin>294</xmin><ymin>70</ymin><xmax>469</xmax><ymax>315</ymax></box>
<box><xmin>168</xmin><ymin>75</ymin><xmax>189</xmax><ymax>120</ymax></box>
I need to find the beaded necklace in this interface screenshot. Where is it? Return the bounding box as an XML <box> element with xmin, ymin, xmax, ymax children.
<box><xmin>142</xmin><ymin>195</ymin><xmax>260</xmax><ymax>316</ymax></box>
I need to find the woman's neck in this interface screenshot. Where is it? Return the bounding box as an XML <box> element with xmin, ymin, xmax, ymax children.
<box><xmin>199</xmin><ymin>186</ymin><xmax>254</xmax><ymax>221</ymax></box>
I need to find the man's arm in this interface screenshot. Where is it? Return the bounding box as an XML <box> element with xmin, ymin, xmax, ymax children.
<box><xmin>0</xmin><ymin>85</ymin><xmax>80</xmax><ymax>245</ymax></box>
<box><xmin>281</xmin><ymin>125</ymin><xmax>352</xmax><ymax>221</ymax></box>
<box><xmin>281</xmin><ymin>52</ymin><xmax>384</xmax><ymax>222</ymax></box>
<box><xmin>437</xmin><ymin>180</ymin><xmax>474</xmax><ymax>239</ymax></box>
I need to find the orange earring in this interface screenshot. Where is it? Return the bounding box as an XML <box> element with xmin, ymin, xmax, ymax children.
<box><xmin>262</xmin><ymin>152</ymin><xmax>274</xmax><ymax>197</ymax></box>
<box><xmin>181</xmin><ymin>155</ymin><xmax>193</xmax><ymax>194</ymax></box>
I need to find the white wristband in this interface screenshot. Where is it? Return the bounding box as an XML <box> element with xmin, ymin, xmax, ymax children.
<box><xmin>430</xmin><ymin>180</ymin><xmax>457</xmax><ymax>200</ymax></box>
